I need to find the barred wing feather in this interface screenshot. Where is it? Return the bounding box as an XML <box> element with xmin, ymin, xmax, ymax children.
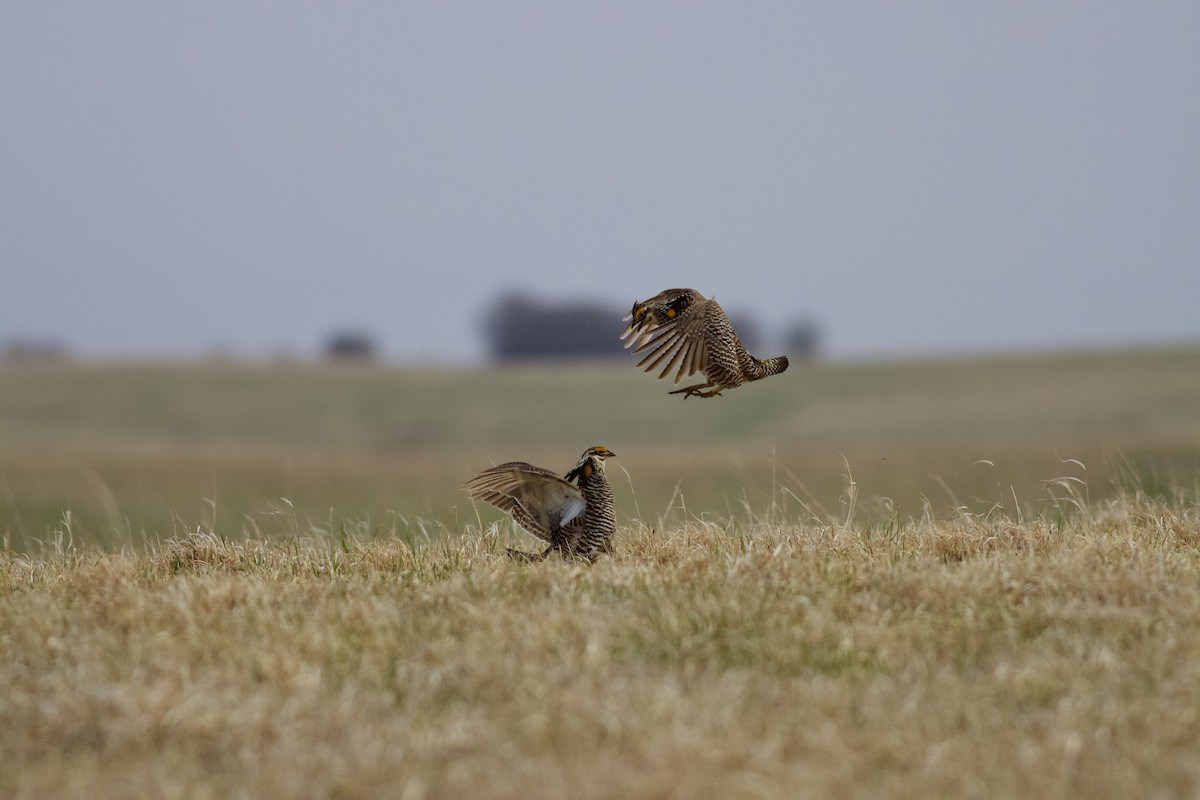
<box><xmin>463</xmin><ymin>462</ymin><xmax>587</xmax><ymax>543</ymax></box>
<box><xmin>631</xmin><ymin>301</ymin><xmax>710</xmax><ymax>384</ymax></box>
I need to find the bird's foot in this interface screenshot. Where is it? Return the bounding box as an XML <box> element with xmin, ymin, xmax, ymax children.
<box><xmin>669</xmin><ymin>384</ymin><xmax>724</xmax><ymax>399</ymax></box>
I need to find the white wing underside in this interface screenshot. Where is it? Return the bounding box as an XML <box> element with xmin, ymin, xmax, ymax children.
<box><xmin>620</xmin><ymin>311</ymin><xmax>657</xmax><ymax>351</ymax></box>
<box><xmin>463</xmin><ymin>462</ymin><xmax>586</xmax><ymax>543</ymax></box>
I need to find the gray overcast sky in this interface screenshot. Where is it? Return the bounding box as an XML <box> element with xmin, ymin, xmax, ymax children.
<box><xmin>2</xmin><ymin>3</ymin><xmax>1198</xmax><ymax>362</ymax></box>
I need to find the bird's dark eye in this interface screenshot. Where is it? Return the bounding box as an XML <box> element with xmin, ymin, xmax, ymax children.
<box><xmin>634</xmin><ymin>308</ymin><xmax>646</xmax><ymax>321</ymax></box>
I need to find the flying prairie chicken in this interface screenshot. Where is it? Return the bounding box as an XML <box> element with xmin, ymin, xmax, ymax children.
<box><xmin>621</xmin><ymin>288</ymin><xmax>789</xmax><ymax>398</ymax></box>
<box><xmin>463</xmin><ymin>446</ymin><xmax>617</xmax><ymax>562</ymax></box>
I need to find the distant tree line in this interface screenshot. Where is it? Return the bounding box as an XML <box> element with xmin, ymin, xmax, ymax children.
<box><xmin>323</xmin><ymin>330</ymin><xmax>377</xmax><ymax>361</ymax></box>
<box><xmin>1</xmin><ymin>338</ymin><xmax>68</xmax><ymax>363</ymax></box>
<box><xmin>483</xmin><ymin>293</ymin><xmax>625</xmax><ymax>360</ymax></box>
<box><xmin>482</xmin><ymin>292</ymin><xmax>821</xmax><ymax>362</ymax></box>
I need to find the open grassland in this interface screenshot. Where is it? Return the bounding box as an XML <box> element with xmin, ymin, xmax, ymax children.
<box><xmin>2</xmin><ymin>347</ymin><xmax>1200</xmax><ymax>552</ymax></box>
<box><xmin>4</xmin><ymin>497</ymin><xmax>1200</xmax><ymax>798</ymax></box>
<box><xmin>3</xmin><ymin>349</ymin><xmax>1200</xmax><ymax>796</ymax></box>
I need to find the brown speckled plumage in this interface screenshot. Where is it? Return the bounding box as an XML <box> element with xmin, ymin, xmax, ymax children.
<box><xmin>621</xmin><ymin>288</ymin><xmax>789</xmax><ymax>398</ymax></box>
<box><xmin>463</xmin><ymin>446</ymin><xmax>616</xmax><ymax>562</ymax></box>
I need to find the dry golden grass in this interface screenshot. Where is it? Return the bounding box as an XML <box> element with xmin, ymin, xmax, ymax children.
<box><xmin>4</xmin><ymin>492</ymin><xmax>1200</xmax><ymax>799</ymax></box>
<box><xmin>2</xmin><ymin>351</ymin><xmax>1198</xmax><ymax>796</ymax></box>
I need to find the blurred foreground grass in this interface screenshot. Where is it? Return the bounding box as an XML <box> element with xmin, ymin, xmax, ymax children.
<box><xmin>2</xmin><ymin>347</ymin><xmax>1199</xmax><ymax>551</ymax></box>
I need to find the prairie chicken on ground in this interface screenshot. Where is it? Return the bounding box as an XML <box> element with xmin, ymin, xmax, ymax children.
<box><xmin>463</xmin><ymin>446</ymin><xmax>617</xmax><ymax>562</ymax></box>
<box><xmin>621</xmin><ymin>288</ymin><xmax>789</xmax><ymax>398</ymax></box>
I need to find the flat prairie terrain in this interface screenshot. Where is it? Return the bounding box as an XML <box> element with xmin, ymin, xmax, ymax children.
<box><xmin>2</xmin><ymin>347</ymin><xmax>1199</xmax><ymax>550</ymax></box>
<box><xmin>4</xmin><ymin>502</ymin><xmax>1200</xmax><ymax>798</ymax></box>
<box><xmin>2</xmin><ymin>349</ymin><xmax>1200</xmax><ymax>797</ymax></box>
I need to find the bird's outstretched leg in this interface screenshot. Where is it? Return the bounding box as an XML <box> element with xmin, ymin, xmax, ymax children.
<box><xmin>669</xmin><ymin>381</ymin><xmax>724</xmax><ymax>399</ymax></box>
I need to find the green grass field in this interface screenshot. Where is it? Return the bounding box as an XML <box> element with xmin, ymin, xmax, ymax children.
<box><xmin>3</xmin><ymin>349</ymin><xmax>1200</xmax><ymax>797</ymax></box>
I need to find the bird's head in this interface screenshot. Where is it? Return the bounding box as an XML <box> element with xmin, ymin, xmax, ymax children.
<box><xmin>624</xmin><ymin>288</ymin><xmax>700</xmax><ymax>330</ymax></box>
<box><xmin>624</xmin><ymin>299</ymin><xmax>652</xmax><ymax>328</ymax></box>
<box><xmin>565</xmin><ymin>446</ymin><xmax>616</xmax><ymax>482</ymax></box>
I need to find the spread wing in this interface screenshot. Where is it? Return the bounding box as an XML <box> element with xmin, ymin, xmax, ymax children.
<box><xmin>621</xmin><ymin>312</ymin><xmax>658</xmax><ymax>351</ymax></box>
<box><xmin>620</xmin><ymin>287</ymin><xmax>703</xmax><ymax>351</ymax></box>
<box><xmin>463</xmin><ymin>462</ymin><xmax>586</xmax><ymax>543</ymax></box>
<box><xmin>629</xmin><ymin>298</ymin><xmax>712</xmax><ymax>384</ymax></box>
